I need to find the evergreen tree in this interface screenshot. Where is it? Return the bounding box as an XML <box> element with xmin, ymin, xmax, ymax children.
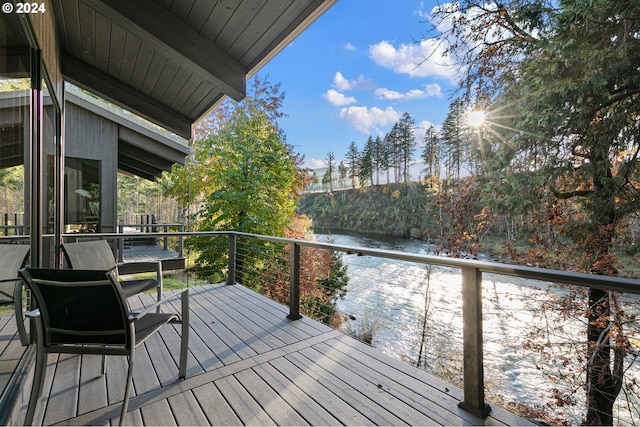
<box><xmin>422</xmin><ymin>125</ymin><xmax>441</xmax><ymax>179</ymax></box>
<box><xmin>358</xmin><ymin>136</ymin><xmax>375</xmax><ymax>187</ymax></box>
<box><xmin>323</xmin><ymin>152</ymin><xmax>335</xmax><ymax>192</ymax></box>
<box><xmin>397</xmin><ymin>112</ymin><xmax>416</xmax><ymax>182</ymax></box>
<box><xmin>384</xmin><ymin>124</ymin><xmax>401</xmax><ymax>183</ymax></box>
<box><xmin>345</xmin><ymin>141</ymin><xmax>360</xmax><ymax>189</ymax></box>
<box><xmin>440</xmin><ymin>99</ymin><xmax>465</xmax><ymax>180</ymax></box>
<box><xmin>373</xmin><ymin>135</ymin><xmax>385</xmax><ymax>185</ymax></box>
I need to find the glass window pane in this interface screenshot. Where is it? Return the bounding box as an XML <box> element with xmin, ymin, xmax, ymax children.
<box><xmin>63</xmin><ymin>157</ymin><xmax>100</xmax><ymax>233</ymax></box>
<box><xmin>0</xmin><ymin>15</ymin><xmax>29</xmax><ymax>237</ymax></box>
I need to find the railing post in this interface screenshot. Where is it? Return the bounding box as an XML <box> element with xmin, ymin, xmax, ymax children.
<box><xmin>459</xmin><ymin>267</ymin><xmax>491</xmax><ymax>418</ymax></box>
<box><xmin>227</xmin><ymin>233</ymin><xmax>236</xmax><ymax>285</ymax></box>
<box><xmin>288</xmin><ymin>242</ymin><xmax>302</xmax><ymax>320</ymax></box>
<box><xmin>118</xmin><ymin>225</ymin><xmax>124</xmax><ymax>262</ymax></box>
<box><xmin>178</xmin><ymin>225</ymin><xmax>184</xmax><ymax>257</ymax></box>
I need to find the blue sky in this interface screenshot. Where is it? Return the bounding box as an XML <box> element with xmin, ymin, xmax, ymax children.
<box><xmin>258</xmin><ymin>0</ymin><xmax>458</xmax><ymax>169</ymax></box>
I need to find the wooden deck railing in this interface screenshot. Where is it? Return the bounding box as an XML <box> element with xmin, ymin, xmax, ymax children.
<box><xmin>59</xmin><ymin>230</ymin><xmax>640</xmax><ymax>419</ymax></box>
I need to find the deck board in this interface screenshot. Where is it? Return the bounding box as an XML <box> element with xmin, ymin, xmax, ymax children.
<box><xmin>1</xmin><ymin>282</ymin><xmax>535</xmax><ymax>426</ymax></box>
<box><xmin>77</xmin><ymin>355</ymin><xmax>107</xmax><ymax>416</ymax></box>
<box><xmin>166</xmin><ymin>391</ymin><xmax>209</xmax><ymax>426</ymax></box>
<box><xmin>190</xmin><ymin>382</ymin><xmax>242</xmax><ymax>426</ymax></box>
<box><xmin>251</xmin><ymin>362</ymin><xmax>342</xmax><ymax>426</ymax></box>
<box><xmin>139</xmin><ymin>399</ymin><xmax>176</xmax><ymax>426</ymax></box>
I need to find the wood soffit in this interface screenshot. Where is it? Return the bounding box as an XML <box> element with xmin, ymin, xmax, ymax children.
<box><xmin>51</xmin><ymin>0</ymin><xmax>337</xmax><ymax>140</ymax></box>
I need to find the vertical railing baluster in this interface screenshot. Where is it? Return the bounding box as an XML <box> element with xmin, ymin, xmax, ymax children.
<box><xmin>227</xmin><ymin>233</ymin><xmax>236</xmax><ymax>285</ymax></box>
<box><xmin>288</xmin><ymin>242</ymin><xmax>302</xmax><ymax>320</ymax></box>
<box><xmin>178</xmin><ymin>225</ymin><xmax>184</xmax><ymax>257</ymax></box>
<box><xmin>163</xmin><ymin>225</ymin><xmax>168</xmax><ymax>250</ymax></box>
<box><xmin>459</xmin><ymin>266</ymin><xmax>491</xmax><ymax>418</ymax></box>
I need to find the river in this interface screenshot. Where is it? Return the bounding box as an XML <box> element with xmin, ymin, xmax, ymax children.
<box><xmin>314</xmin><ymin>231</ymin><xmax>639</xmax><ymax>424</ymax></box>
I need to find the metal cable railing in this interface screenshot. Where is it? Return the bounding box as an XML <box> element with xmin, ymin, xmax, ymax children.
<box><xmin>53</xmin><ymin>230</ymin><xmax>640</xmax><ymax>423</ymax></box>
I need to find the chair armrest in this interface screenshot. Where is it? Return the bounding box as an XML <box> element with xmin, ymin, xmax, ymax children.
<box><xmin>118</xmin><ymin>260</ymin><xmax>163</xmax><ymax>303</ymax></box>
<box><xmin>129</xmin><ymin>288</ymin><xmax>188</xmax><ymax>322</ymax></box>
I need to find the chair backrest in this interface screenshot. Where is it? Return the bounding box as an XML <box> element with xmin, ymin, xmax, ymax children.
<box><xmin>18</xmin><ymin>268</ymin><xmax>131</xmax><ymax>348</ymax></box>
<box><xmin>0</xmin><ymin>245</ymin><xmax>30</xmax><ymax>304</ymax></box>
<box><xmin>61</xmin><ymin>240</ymin><xmax>117</xmax><ymax>270</ymax></box>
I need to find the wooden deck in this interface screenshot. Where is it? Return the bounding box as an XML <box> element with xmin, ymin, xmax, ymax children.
<box><xmin>6</xmin><ymin>283</ymin><xmax>532</xmax><ymax>426</ymax></box>
<box><xmin>120</xmin><ymin>242</ymin><xmax>186</xmax><ymax>272</ymax></box>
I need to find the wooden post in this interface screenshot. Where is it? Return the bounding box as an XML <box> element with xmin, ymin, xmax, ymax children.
<box><xmin>226</xmin><ymin>233</ymin><xmax>236</xmax><ymax>285</ymax></box>
<box><xmin>458</xmin><ymin>267</ymin><xmax>491</xmax><ymax>418</ymax></box>
<box><xmin>288</xmin><ymin>243</ymin><xmax>302</xmax><ymax>320</ymax></box>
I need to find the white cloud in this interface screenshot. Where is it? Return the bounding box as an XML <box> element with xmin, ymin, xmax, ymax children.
<box><xmin>374</xmin><ymin>83</ymin><xmax>442</xmax><ymax>101</ymax></box>
<box><xmin>339</xmin><ymin>106</ymin><xmax>400</xmax><ymax>134</ymax></box>
<box><xmin>369</xmin><ymin>39</ymin><xmax>458</xmax><ymax>81</ymax></box>
<box><xmin>345</xmin><ymin>42</ymin><xmax>356</xmax><ymax>51</ymax></box>
<box><xmin>332</xmin><ymin>71</ymin><xmax>374</xmax><ymax>91</ymax></box>
<box><xmin>306</xmin><ymin>158</ymin><xmax>326</xmax><ymax>168</ymax></box>
<box><xmin>322</xmin><ymin>89</ymin><xmax>356</xmax><ymax>106</ymax></box>
<box><xmin>424</xmin><ymin>83</ymin><xmax>443</xmax><ymax>96</ymax></box>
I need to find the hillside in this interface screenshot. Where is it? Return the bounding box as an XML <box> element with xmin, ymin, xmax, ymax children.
<box><xmin>298</xmin><ymin>183</ymin><xmax>439</xmax><ymax>239</ymax></box>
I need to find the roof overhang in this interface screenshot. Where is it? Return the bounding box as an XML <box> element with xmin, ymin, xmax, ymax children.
<box><xmin>52</xmin><ymin>0</ymin><xmax>337</xmax><ymax>140</ymax></box>
<box><xmin>66</xmin><ymin>86</ymin><xmax>189</xmax><ymax>180</ymax></box>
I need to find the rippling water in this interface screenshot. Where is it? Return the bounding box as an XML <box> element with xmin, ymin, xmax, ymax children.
<box><xmin>314</xmin><ymin>231</ymin><xmax>640</xmax><ymax>424</ymax></box>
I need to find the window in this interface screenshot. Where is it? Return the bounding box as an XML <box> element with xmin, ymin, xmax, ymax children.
<box><xmin>63</xmin><ymin>157</ymin><xmax>100</xmax><ymax>233</ymax></box>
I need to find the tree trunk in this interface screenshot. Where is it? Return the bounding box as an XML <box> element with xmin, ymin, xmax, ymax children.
<box><xmin>583</xmin><ymin>171</ymin><xmax>623</xmax><ymax>424</ymax></box>
<box><xmin>584</xmin><ymin>288</ymin><xmax>622</xmax><ymax>425</ymax></box>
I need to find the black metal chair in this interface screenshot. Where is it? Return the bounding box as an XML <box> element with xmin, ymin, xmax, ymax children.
<box><xmin>0</xmin><ymin>244</ymin><xmax>30</xmax><ymax>346</ymax></box>
<box><xmin>18</xmin><ymin>267</ymin><xmax>189</xmax><ymax>426</ymax></box>
<box><xmin>61</xmin><ymin>240</ymin><xmax>163</xmax><ymax>303</ymax></box>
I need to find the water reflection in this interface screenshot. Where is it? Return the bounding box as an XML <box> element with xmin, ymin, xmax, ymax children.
<box><xmin>314</xmin><ymin>231</ymin><xmax>638</xmax><ymax>424</ymax></box>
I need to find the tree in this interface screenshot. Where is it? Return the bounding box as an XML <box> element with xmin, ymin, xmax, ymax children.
<box><xmin>384</xmin><ymin>124</ymin><xmax>401</xmax><ymax>183</ymax></box>
<box><xmin>422</xmin><ymin>124</ymin><xmax>441</xmax><ymax>179</ymax></box>
<box><xmin>323</xmin><ymin>152</ymin><xmax>335</xmax><ymax>192</ymax></box>
<box><xmin>359</xmin><ymin>136</ymin><xmax>375</xmax><ymax>187</ymax></box>
<box><xmin>397</xmin><ymin>112</ymin><xmax>416</xmax><ymax>182</ymax></box>
<box><xmin>373</xmin><ymin>135</ymin><xmax>386</xmax><ymax>185</ymax></box>
<box><xmin>440</xmin><ymin>99</ymin><xmax>472</xmax><ymax>180</ymax></box>
<box><xmin>432</xmin><ymin>0</ymin><xmax>640</xmax><ymax>423</ymax></box>
<box><xmin>345</xmin><ymin>141</ymin><xmax>360</xmax><ymax>189</ymax></box>
<box><xmin>165</xmin><ymin>76</ymin><xmax>303</xmax><ymax>281</ymax></box>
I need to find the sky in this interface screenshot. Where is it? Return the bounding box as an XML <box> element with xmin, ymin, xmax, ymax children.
<box><xmin>257</xmin><ymin>0</ymin><xmax>459</xmax><ymax>169</ymax></box>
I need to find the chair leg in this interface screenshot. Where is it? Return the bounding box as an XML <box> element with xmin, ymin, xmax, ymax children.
<box><xmin>25</xmin><ymin>317</ymin><xmax>46</xmax><ymax>426</ymax></box>
<box><xmin>14</xmin><ymin>281</ymin><xmax>29</xmax><ymax>346</ymax></box>
<box><xmin>119</xmin><ymin>351</ymin><xmax>135</xmax><ymax>426</ymax></box>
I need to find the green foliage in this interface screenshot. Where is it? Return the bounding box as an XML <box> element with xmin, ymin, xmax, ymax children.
<box><xmin>164</xmin><ymin>76</ymin><xmax>302</xmax><ymax>280</ymax></box>
<box><xmin>0</xmin><ymin>166</ymin><xmax>24</xmax><ymax>218</ymax></box>
<box><xmin>299</xmin><ymin>183</ymin><xmax>439</xmax><ymax>237</ymax></box>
